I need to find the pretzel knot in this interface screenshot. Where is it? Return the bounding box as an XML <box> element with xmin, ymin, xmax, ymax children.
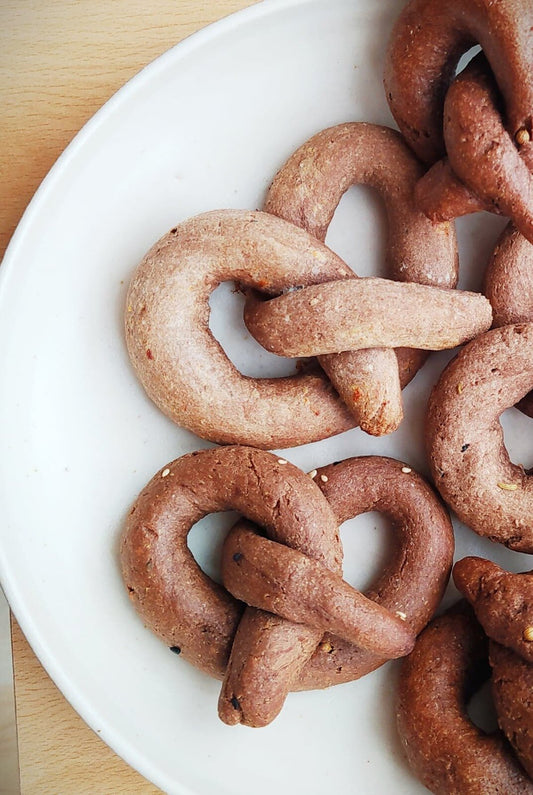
<box><xmin>120</xmin><ymin>447</ymin><xmax>454</xmax><ymax>728</ymax></box>
<box><xmin>385</xmin><ymin>0</ymin><xmax>533</xmax><ymax>241</ymax></box>
<box><xmin>398</xmin><ymin>559</ymin><xmax>533</xmax><ymax>793</ymax></box>
<box><xmin>125</xmin><ymin>126</ymin><xmax>492</xmax><ymax>448</ymax></box>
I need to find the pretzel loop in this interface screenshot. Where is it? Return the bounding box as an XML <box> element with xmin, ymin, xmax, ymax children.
<box><xmin>121</xmin><ymin>449</ymin><xmax>454</xmax><ymax>728</ymax></box>
<box><xmin>385</xmin><ymin>0</ymin><xmax>533</xmax><ymax>240</ymax></box>
<box><xmin>125</xmin><ymin>123</ymin><xmax>464</xmax><ymax>446</ymax></box>
<box><xmin>384</xmin><ymin>0</ymin><xmax>533</xmax><ymax>165</ymax></box>
<box><xmin>416</xmin><ymin>56</ymin><xmax>533</xmax><ymax>243</ymax></box>
<box><xmin>261</xmin><ymin>122</ymin><xmax>458</xmax><ymax>434</ymax></box>
<box><xmin>426</xmin><ymin>323</ymin><xmax>533</xmax><ymax>552</ymax></box>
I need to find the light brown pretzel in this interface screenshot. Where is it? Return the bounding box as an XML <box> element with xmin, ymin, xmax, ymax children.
<box><xmin>384</xmin><ymin>0</ymin><xmax>533</xmax><ymax>166</ymax></box>
<box><xmin>397</xmin><ymin>602</ymin><xmax>533</xmax><ymax>794</ymax></box>
<box><xmin>125</xmin><ymin>209</ymin><xmax>484</xmax><ymax>448</ymax></box>
<box><xmin>244</xmin><ymin>277</ymin><xmax>492</xmax><ymax>357</ymax></box>
<box><xmin>121</xmin><ymin>450</ymin><xmax>454</xmax><ymax>728</ymax></box>
<box><xmin>426</xmin><ymin>323</ymin><xmax>533</xmax><ymax>552</ymax></box>
<box><xmin>262</xmin><ymin>122</ymin><xmax>458</xmax><ymax>433</ymax></box>
<box><xmin>125</xmin><ymin>209</ymin><xmax>359</xmax><ymax>450</ymax></box>
<box><xmin>415</xmin><ymin>56</ymin><xmax>533</xmax><ymax>243</ymax></box>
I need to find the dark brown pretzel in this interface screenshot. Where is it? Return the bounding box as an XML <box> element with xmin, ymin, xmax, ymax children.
<box><xmin>426</xmin><ymin>323</ymin><xmax>533</xmax><ymax>553</ymax></box>
<box><xmin>121</xmin><ymin>450</ymin><xmax>454</xmax><ymax>727</ymax></box>
<box><xmin>484</xmin><ymin>222</ymin><xmax>533</xmax><ymax>417</ymax></box>
<box><xmin>384</xmin><ymin>0</ymin><xmax>533</xmax><ymax>166</ymax></box>
<box><xmin>397</xmin><ymin>602</ymin><xmax>533</xmax><ymax>794</ymax></box>
<box><xmin>454</xmin><ymin>557</ymin><xmax>533</xmax><ymax>666</ymax></box>
<box><xmin>415</xmin><ymin>56</ymin><xmax>533</xmax><ymax>243</ymax></box>
<box><xmin>261</xmin><ymin>122</ymin><xmax>458</xmax><ymax>433</ymax></box>
<box><xmin>454</xmin><ymin>557</ymin><xmax>533</xmax><ymax>780</ymax></box>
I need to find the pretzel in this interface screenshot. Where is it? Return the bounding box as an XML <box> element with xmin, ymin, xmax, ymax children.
<box><xmin>125</xmin><ymin>209</ymin><xmax>486</xmax><ymax>448</ymax></box>
<box><xmin>491</xmin><ymin>643</ymin><xmax>533</xmax><ymax>783</ymax></box>
<box><xmin>125</xmin><ymin>209</ymin><xmax>360</xmax><ymax>449</ymax></box>
<box><xmin>484</xmin><ymin>223</ymin><xmax>533</xmax><ymax>416</ymax></box>
<box><xmin>244</xmin><ymin>277</ymin><xmax>492</xmax><ymax>357</ymax></box>
<box><xmin>384</xmin><ymin>0</ymin><xmax>533</xmax><ymax>166</ymax></box>
<box><xmin>415</xmin><ymin>56</ymin><xmax>533</xmax><ymax>243</ymax></box>
<box><xmin>262</xmin><ymin>122</ymin><xmax>459</xmax><ymax>433</ymax></box>
<box><xmin>454</xmin><ymin>557</ymin><xmax>533</xmax><ymax>667</ymax></box>
<box><xmin>397</xmin><ymin>601</ymin><xmax>533</xmax><ymax>794</ymax></box>
<box><xmin>120</xmin><ymin>450</ymin><xmax>454</xmax><ymax>727</ymax></box>
<box><xmin>426</xmin><ymin>323</ymin><xmax>533</xmax><ymax>553</ymax></box>
<box><xmin>454</xmin><ymin>557</ymin><xmax>533</xmax><ymax>779</ymax></box>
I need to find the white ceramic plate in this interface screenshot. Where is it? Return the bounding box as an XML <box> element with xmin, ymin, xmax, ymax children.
<box><xmin>1</xmin><ymin>1</ymin><xmax>531</xmax><ymax>792</ymax></box>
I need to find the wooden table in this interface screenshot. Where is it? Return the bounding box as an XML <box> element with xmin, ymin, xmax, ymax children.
<box><xmin>1</xmin><ymin>2</ymin><xmax>257</xmax><ymax>791</ymax></box>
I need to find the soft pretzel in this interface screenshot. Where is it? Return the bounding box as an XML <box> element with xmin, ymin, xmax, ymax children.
<box><xmin>426</xmin><ymin>323</ymin><xmax>533</xmax><ymax>552</ymax></box>
<box><xmin>125</xmin><ymin>209</ymin><xmax>360</xmax><ymax>449</ymax></box>
<box><xmin>384</xmin><ymin>0</ymin><xmax>533</xmax><ymax>166</ymax></box>
<box><xmin>262</xmin><ymin>122</ymin><xmax>458</xmax><ymax>434</ymax></box>
<box><xmin>244</xmin><ymin>277</ymin><xmax>492</xmax><ymax>357</ymax></box>
<box><xmin>433</xmin><ymin>57</ymin><xmax>533</xmax><ymax>242</ymax></box>
<box><xmin>125</xmin><ymin>207</ymin><xmax>471</xmax><ymax>447</ymax></box>
<box><xmin>484</xmin><ymin>223</ymin><xmax>533</xmax><ymax>416</ymax></box>
<box><xmin>454</xmin><ymin>557</ymin><xmax>533</xmax><ymax>665</ymax></box>
<box><xmin>491</xmin><ymin>644</ymin><xmax>533</xmax><ymax>781</ymax></box>
<box><xmin>397</xmin><ymin>602</ymin><xmax>533</xmax><ymax>794</ymax></box>
<box><xmin>415</xmin><ymin>56</ymin><xmax>533</xmax><ymax>239</ymax></box>
<box><xmin>220</xmin><ymin>455</ymin><xmax>453</xmax><ymax>719</ymax></box>
<box><xmin>121</xmin><ymin>451</ymin><xmax>454</xmax><ymax>727</ymax></box>
<box><xmin>120</xmin><ymin>447</ymin><xmax>343</xmax><ymax>697</ymax></box>
<box><xmin>454</xmin><ymin>557</ymin><xmax>533</xmax><ymax>779</ymax></box>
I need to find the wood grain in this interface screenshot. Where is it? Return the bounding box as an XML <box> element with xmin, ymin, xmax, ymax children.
<box><xmin>1</xmin><ymin>1</ymin><xmax>257</xmax><ymax>792</ymax></box>
<box><xmin>11</xmin><ymin>621</ymin><xmax>162</xmax><ymax>794</ymax></box>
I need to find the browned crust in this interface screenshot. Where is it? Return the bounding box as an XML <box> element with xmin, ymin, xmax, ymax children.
<box><xmin>244</xmin><ymin>278</ymin><xmax>492</xmax><ymax>357</ymax></box>
<box><xmin>484</xmin><ymin>224</ymin><xmax>533</xmax><ymax>328</ymax></box>
<box><xmin>443</xmin><ymin>57</ymin><xmax>533</xmax><ymax>243</ymax></box>
<box><xmin>261</xmin><ymin>122</ymin><xmax>458</xmax><ymax>434</ymax></box>
<box><xmin>415</xmin><ymin>158</ymin><xmax>490</xmax><ymax>222</ymax></box>
<box><xmin>454</xmin><ymin>557</ymin><xmax>533</xmax><ymax>665</ymax></box>
<box><xmin>397</xmin><ymin>603</ymin><xmax>533</xmax><ymax>794</ymax></box>
<box><xmin>426</xmin><ymin>324</ymin><xmax>533</xmax><ymax>552</ymax></box>
<box><xmin>121</xmin><ymin>452</ymin><xmax>454</xmax><ymax>727</ymax></box>
<box><xmin>452</xmin><ymin>557</ymin><xmax>533</xmax><ymax>778</ymax></box>
<box><xmin>484</xmin><ymin>222</ymin><xmax>533</xmax><ymax>417</ymax></box>
<box><xmin>125</xmin><ymin>209</ymin><xmax>358</xmax><ymax>449</ymax></box>
<box><xmin>491</xmin><ymin>642</ymin><xmax>533</xmax><ymax>780</ymax></box>
<box><xmin>384</xmin><ymin>0</ymin><xmax>533</xmax><ymax>165</ymax></box>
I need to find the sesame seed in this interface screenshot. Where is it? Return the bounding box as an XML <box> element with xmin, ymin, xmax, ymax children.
<box><xmin>401</xmin><ymin>466</ymin><xmax>412</xmax><ymax>474</ymax></box>
<box><xmin>516</xmin><ymin>128</ymin><xmax>531</xmax><ymax>146</ymax></box>
<box><xmin>396</xmin><ymin>611</ymin><xmax>407</xmax><ymax>621</ymax></box>
<box><xmin>319</xmin><ymin>640</ymin><xmax>333</xmax><ymax>653</ymax></box>
<box><xmin>497</xmin><ymin>482</ymin><xmax>519</xmax><ymax>491</ymax></box>
<box><xmin>320</xmin><ymin>474</ymin><xmax>328</xmax><ymax>483</ymax></box>
<box><xmin>309</xmin><ymin>297</ymin><xmax>320</xmax><ymax>307</ymax></box>
<box><xmin>523</xmin><ymin>626</ymin><xmax>533</xmax><ymax>642</ymax></box>
<box><xmin>277</xmin><ymin>458</ymin><xmax>288</xmax><ymax>465</ymax></box>
<box><xmin>309</xmin><ymin>469</ymin><xmax>317</xmax><ymax>479</ymax></box>
<box><xmin>457</xmin><ymin>382</ymin><xmax>464</xmax><ymax>394</ymax></box>
<box><xmin>161</xmin><ymin>468</ymin><xmax>170</xmax><ymax>478</ymax></box>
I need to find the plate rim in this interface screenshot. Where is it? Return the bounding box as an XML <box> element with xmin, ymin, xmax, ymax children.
<box><xmin>0</xmin><ymin>1</ymin><xmax>342</xmax><ymax>791</ymax></box>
